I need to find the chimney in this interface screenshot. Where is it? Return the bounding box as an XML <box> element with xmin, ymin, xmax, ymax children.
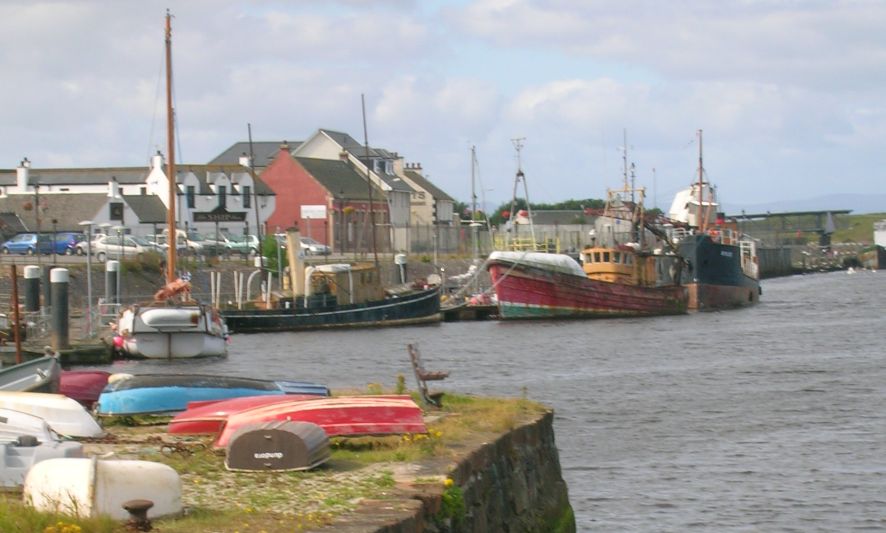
<box><xmin>151</xmin><ymin>151</ymin><xmax>164</xmax><ymax>170</ymax></box>
<box><xmin>108</xmin><ymin>176</ymin><xmax>121</xmax><ymax>199</ymax></box>
<box><xmin>16</xmin><ymin>157</ymin><xmax>30</xmax><ymax>190</ymax></box>
<box><xmin>239</xmin><ymin>152</ymin><xmax>251</xmax><ymax>168</ymax></box>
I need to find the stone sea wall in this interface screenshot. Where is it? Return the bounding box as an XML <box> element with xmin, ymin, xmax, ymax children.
<box><xmin>322</xmin><ymin>410</ymin><xmax>575</xmax><ymax>533</ymax></box>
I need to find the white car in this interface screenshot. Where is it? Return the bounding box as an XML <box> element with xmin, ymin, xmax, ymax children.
<box><xmin>78</xmin><ymin>234</ymin><xmax>154</xmax><ymax>262</ymax></box>
<box><xmin>299</xmin><ymin>237</ymin><xmax>331</xmax><ymax>255</ymax></box>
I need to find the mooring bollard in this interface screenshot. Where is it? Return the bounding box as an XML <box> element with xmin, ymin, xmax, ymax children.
<box><xmin>24</xmin><ymin>265</ymin><xmax>40</xmax><ymax>312</ymax></box>
<box><xmin>105</xmin><ymin>260</ymin><xmax>119</xmax><ymax>306</ymax></box>
<box><xmin>50</xmin><ymin>268</ymin><xmax>69</xmax><ymax>351</ymax></box>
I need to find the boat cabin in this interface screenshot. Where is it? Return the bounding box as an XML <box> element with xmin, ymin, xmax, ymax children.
<box><xmin>581</xmin><ymin>244</ymin><xmax>652</xmax><ymax>286</ymax></box>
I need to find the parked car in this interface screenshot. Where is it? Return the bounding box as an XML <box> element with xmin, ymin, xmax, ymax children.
<box><xmin>52</xmin><ymin>232</ymin><xmax>86</xmax><ymax>255</ymax></box>
<box><xmin>299</xmin><ymin>237</ymin><xmax>331</xmax><ymax>255</ymax></box>
<box><xmin>82</xmin><ymin>234</ymin><xmax>154</xmax><ymax>262</ymax></box>
<box><xmin>217</xmin><ymin>233</ymin><xmax>259</xmax><ymax>256</ymax></box>
<box><xmin>1</xmin><ymin>233</ymin><xmax>53</xmax><ymax>255</ymax></box>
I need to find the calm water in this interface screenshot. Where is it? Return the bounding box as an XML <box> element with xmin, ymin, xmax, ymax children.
<box><xmin>93</xmin><ymin>271</ymin><xmax>886</xmax><ymax>531</ymax></box>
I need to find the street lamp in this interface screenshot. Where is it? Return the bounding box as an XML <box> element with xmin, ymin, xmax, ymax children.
<box><xmin>113</xmin><ymin>225</ymin><xmax>124</xmax><ymax>305</ymax></box>
<box><xmin>78</xmin><ymin>220</ymin><xmax>94</xmax><ymax>337</ymax></box>
<box><xmin>51</xmin><ymin>218</ymin><xmax>58</xmax><ymax>265</ymax></box>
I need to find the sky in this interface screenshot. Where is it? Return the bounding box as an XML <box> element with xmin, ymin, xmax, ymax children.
<box><xmin>1</xmin><ymin>0</ymin><xmax>884</xmax><ymax>214</ymax></box>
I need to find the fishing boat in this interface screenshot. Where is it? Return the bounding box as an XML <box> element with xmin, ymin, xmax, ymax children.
<box><xmin>666</xmin><ymin>130</ymin><xmax>761</xmax><ymax>310</ymax></box>
<box><xmin>59</xmin><ymin>370</ymin><xmax>111</xmax><ymax>409</ymax></box>
<box><xmin>95</xmin><ymin>373</ymin><xmax>330</xmax><ymax>416</ymax></box>
<box><xmin>212</xmin><ymin>396</ymin><xmax>427</xmax><ymax>448</ymax></box>
<box><xmin>114</xmin><ymin>11</ymin><xmax>228</xmax><ymax>359</ymax></box>
<box><xmin>0</xmin><ymin>356</ymin><xmax>60</xmax><ymax>393</ymax></box>
<box><xmin>221</xmin><ymin>229</ymin><xmax>441</xmax><ymax>333</ymax></box>
<box><xmin>487</xmin><ymin>186</ymin><xmax>688</xmax><ymax>319</ymax></box>
<box><xmin>0</xmin><ymin>392</ymin><xmax>104</xmax><ymax>438</ymax></box>
<box><xmin>25</xmin><ymin>457</ymin><xmax>182</xmax><ymax>520</ymax></box>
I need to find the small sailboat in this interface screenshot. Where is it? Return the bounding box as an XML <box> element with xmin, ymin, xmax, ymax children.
<box><xmin>115</xmin><ymin>11</ymin><xmax>228</xmax><ymax>359</ymax></box>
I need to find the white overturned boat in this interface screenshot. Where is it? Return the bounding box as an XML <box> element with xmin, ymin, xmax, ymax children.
<box><xmin>25</xmin><ymin>457</ymin><xmax>182</xmax><ymax>520</ymax></box>
<box><xmin>0</xmin><ymin>407</ymin><xmax>60</xmax><ymax>444</ymax></box>
<box><xmin>0</xmin><ymin>356</ymin><xmax>61</xmax><ymax>393</ymax></box>
<box><xmin>1</xmin><ymin>437</ymin><xmax>83</xmax><ymax>488</ymax></box>
<box><xmin>0</xmin><ymin>392</ymin><xmax>103</xmax><ymax>438</ymax></box>
<box><xmin>116</xmin><ymin>301</ymin><xmax>228</xmax><ymax>359</ymax></box>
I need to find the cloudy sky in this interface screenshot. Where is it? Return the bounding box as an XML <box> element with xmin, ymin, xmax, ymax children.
<box><xmin>1</xmin><ymin>0</ymin><xmax>884</xmax><ymax>213</ymax></box>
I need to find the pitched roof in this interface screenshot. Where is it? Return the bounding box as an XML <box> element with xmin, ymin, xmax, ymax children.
<box><xmin>294</xmin><ymin>157</ymin><xmax>385</xmax><ymax>201</ymax></box>
<box><xmin>403</xmin><ymin>169</ymin><xmax>454</xmax><ymax>202</ymax></box>
<box><xmin>317</xmin><ymin>129</ymin><xmax>414</xmax><ymax>193</ymax></box>
<box><xmin>0</xmin><ymin>213</ymin><xmax>26</xmax><ymax>238</ymax></box>
<box><xmin>0</xmin><ymin>194</ymin><xmax>109</xmax><ymax>232</ymax></box>
<box><xmin>122</xmin><ymin>194</ymin><xmax>167</xmax><ymax>224</ymax></box>
<box><xmin>0</xmin><ymin>167</ymin><xmax>149</xmax><ymax>187</ymax></box>
<box><xmin>209</xmin><ymin>142</ymin><xmax>298</xmax><ymax>168</ymax></box>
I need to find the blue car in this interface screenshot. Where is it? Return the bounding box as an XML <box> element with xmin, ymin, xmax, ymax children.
<box><xmin>1</xmin><ymin>233</ymin><xmax>53</xmax><ymax>255</ymax></box>
<box><xmin>52</xmin><ymin>232</ymin><xmax>86</xmax><ymax>255</ymax></box>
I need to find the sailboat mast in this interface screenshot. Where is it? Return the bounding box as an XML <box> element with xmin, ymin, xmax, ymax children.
<box><xmin>697</xmin><ymin>129</ymin><xmax>704</xmax><ymax>233</ymax></box>
<box><xmin>470</xmin><ymin>145</ymin><xmax>477</xmax><ymax>219</ymax></box>
<box><xmin>361</xmin><ymin>94</ymin><xmax>379</xmax><ymax>268</ymax></box>
<box><xmin>165</xmin><ymin>10</ymin><xmax>177</xmax><ymax>284</ymax></box>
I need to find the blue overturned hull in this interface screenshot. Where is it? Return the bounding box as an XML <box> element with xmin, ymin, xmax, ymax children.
<box><xmin>96</xmin><ymin>374</ymin><xmax>329</xmax><ymax>416</ymax></box>
<box><xmin>221</xmin><ymin>287</ymin><xmax>441</xmax><ymax>334</ymax></box>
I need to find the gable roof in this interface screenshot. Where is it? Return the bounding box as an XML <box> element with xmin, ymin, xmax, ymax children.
<box><xmin>403</xmin><ymin>169</ymin><xmax>454</xmax><ymax>202</ymax></box>
<box><xmin>210</xmin><ymin>142</ymin><xmax>298</xmax><ymax>168</ymax></box>
<box><xmin>0</xmin><ymin>167</ymin><xmax>149</xmax><ymax>187</ymax></box>
<box><xmin>316</xmin><ymin>129</ymin><xmax>413</xmax><ymax>194</ymax></box>
<box><xmin>122</xmin><ymin>194</ymin><xmax>167</xmax><ymax>224</ymax></box>
<box><xmin>294</xmin><ymin>157</ymin><xmax>384</xmax><ymax>201</ymax></box>
<box><xmin>0</xmin><ymin>194</ymin><xmax>110</xmax><ymax>232</ymax></box>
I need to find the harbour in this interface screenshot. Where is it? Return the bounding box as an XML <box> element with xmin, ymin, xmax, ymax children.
<box><xmin>54</xmin><ymin>269</ymin><xmax>885</xmax><ymax>531</ymax></box>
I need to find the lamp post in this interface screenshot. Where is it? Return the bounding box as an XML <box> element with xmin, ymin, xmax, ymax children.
<box><xmin>113</xmin><ymin>225</ymin><xmax>124</xmax><ymax>304</ymax></box>
<box><xmin>51</xmin><ymin>218</ymin><xmax>58</xmax><ymax>265</ymax></box>
<box><xmin>78</xmin><ymin>220</ymin><xmax>94</xmax><ymax>337</ymax></box>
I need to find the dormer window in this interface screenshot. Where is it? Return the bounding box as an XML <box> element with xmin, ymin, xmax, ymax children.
<box><xmin>373</xmin><ymin>160</ymin><xmax>383</xmax><ymax>173</ymax></box>
<box><xmin>186</xmin><ymin>186</ymin><xmax>196</xmax><ymax>208</ymax></box>
<box><xmin>218</xmin><ymin>185</ymin><xmax>227</xmax><ymax>208</ymax></box>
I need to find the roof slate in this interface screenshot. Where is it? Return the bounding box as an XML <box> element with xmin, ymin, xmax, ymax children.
<box><xmin>0</xmin><ymin>194</ymin><xmax>109</xmax><ymax>232</ymax></box>
<box><xmin>404</xmin><ymin>169</ymin><xmax>454</xmax><ymax>202</ymax></box>
<box><xmin>210</xmin><ymin>141</ymin><xmax>298</xmax><ymax>167</ymax></box>
<box><xmin>294</xmin><ymin>157</ymin><xmax>384</xmax><ymax>201</ymax></box>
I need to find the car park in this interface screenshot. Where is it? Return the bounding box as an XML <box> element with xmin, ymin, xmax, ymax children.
<box><xmin>216</xmin><ymin>233</ymin><xmax>259</xmax><ymax>256</ymax></box>
<box><xmin>299</xmin><ymin>237</ymin><xmax>331</xmax><ymax>255</ymax></box>
<box><xmin>80</xmin><ymin>234</ymin><xmax>155</xmax><ymax>262</ymax></box>
<box><xmin>1</xmin><ymin>233</ymin><xmax>53</xmax><ymax>255</ymax></box>
<box><xmin>52</xmin><ymin>232</ymin><xmax>86</xmax><ymax>255</ymax></box>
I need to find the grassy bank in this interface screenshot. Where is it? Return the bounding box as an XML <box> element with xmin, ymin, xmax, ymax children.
<box><xmin>0</xmin><ymin>391</ymin><xmax>547</xmax><ymax>532</ymax></box>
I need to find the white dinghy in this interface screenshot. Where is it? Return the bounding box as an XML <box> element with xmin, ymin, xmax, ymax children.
<box><xmin>25</xmin><ymin>457</ymin><xmax>182</xmax><ymax>520</ymax></box>
<box><xmin>0</xmin><ymin>437</ymin><xmax>83</xmax><ymax>488</ymax></box>
<box><xmin>0</xmin><ymin>407</ymin><xmax>60</xmax><ymax>444</ymax></box>
<box><xmin>0</xmin><ymin>392</ymin><xmax>103</xmax><ymax>438</ymax></box>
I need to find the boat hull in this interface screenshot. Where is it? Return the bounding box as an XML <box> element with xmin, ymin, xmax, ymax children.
<box><xmin>213</xmin><ymin>396</ymin><xmax>427</xmax><ymax>448</ymax></box>
<box><xmin>0</xmin><ymin>356</ymin><xmax>61</xmax><ymax>393</ymax></box>
<box><xmin>487</xmin><ymin>254</ymin><xmax>688</xmax><ymax>319</ymax></box>
<box><xmin>116</xmin><ymin>304</ymin><xmax>227</xmax><ymax>359</ymax></box>
<box><xmin>221</xmin><ymin>287</ymin><xmax>441</xmax><ymax>333</ymax></box>
<box><xmin>59</xmin><ymin>371</ymin><xmax>111</xmax><ymax>409</ymax></box>
<box><xmin>96</xmin><ymin>374</ymin><xmax>329</xmax><ymax>416</ymax></box>
<box><xmin>0</xmin><ymin>392</ymin><xmax>104</xmax><ymax>438</ymax></box>
<box><xmin>678</xmin><ymin>234</ymin><xmax>760</xmax><ymax>310</ymax></box>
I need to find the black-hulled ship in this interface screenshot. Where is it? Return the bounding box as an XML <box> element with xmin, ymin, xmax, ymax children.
<box><xmin>220</xmin><ymin>229</ymin><xmax>441</xmax><ymax>333</ymax></box>
<box><xmin>666</xmin><ymin>130</ymin><xmax>761</xmax><ymax>310</ymax></box>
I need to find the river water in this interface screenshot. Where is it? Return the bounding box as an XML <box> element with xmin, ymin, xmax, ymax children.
<box><xmin>93</xmin><ymin>271</ymin><xmax>886</xmax><ymax>531</ymax></box>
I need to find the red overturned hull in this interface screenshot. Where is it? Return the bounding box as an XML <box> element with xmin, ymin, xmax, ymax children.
<box><xmin>60</xmin><ymin>371</ymin><xmax>111</xmax><ymax>409</ymax></box>
<box><xmin>169</xmin><ymin>394</ymin><xmax>322</xmax><ymax>435</ymax></box>
<box><xmin>212</xmin><ymin>396</ymin><xmax>426</xmax><ymax>448</ymax></box>
<box><xmin>487</xmin><ymin>260</ymin><xmax>687</xmax><ymax>319</ymax></box>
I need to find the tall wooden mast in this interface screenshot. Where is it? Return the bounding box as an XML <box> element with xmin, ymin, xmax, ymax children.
<box><xmin>165</xmin><ymin>10</ymin><xmax>177</xmax><ymax>283</ymax></box>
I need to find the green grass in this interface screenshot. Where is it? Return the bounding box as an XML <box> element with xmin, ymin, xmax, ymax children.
<box><xmin>833</xmin><ymin>212</ymin><xmax>886</xmax><ymax>244</ymax></box>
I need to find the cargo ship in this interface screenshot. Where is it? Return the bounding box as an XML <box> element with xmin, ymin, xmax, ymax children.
<box><xmin>666</xmin><ymin>130</ymin><xmax>761</xmax><ymax>310</ymax></box>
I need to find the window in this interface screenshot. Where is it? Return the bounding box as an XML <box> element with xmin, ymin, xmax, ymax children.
<box><xmin>593</xmin><ymin>252</ymin><xmax>601</xmax><ymax>263</ymax></box>
<box><xmin>186</xmin><ymin>186</ymin><xmax>195</xmax><ymax>208</ymax></box>
<box><xmin>218</xmin><ymin>185</ymin><xmax>227</xmax><ymax>208</ymax></box>
<box><xmin>602</xmin><ymin>251</ymin><xmax>610</xmax><ymax>262</ymax></box>
<box><xmin>242</xmin><ymin>185</ymin><xmax>251</xmax><ymax>208</ymax></box>
<box><xmin>140</xmin><ymin>187</ymin><xmax>147</xmax><ymax>195</ymax></box>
